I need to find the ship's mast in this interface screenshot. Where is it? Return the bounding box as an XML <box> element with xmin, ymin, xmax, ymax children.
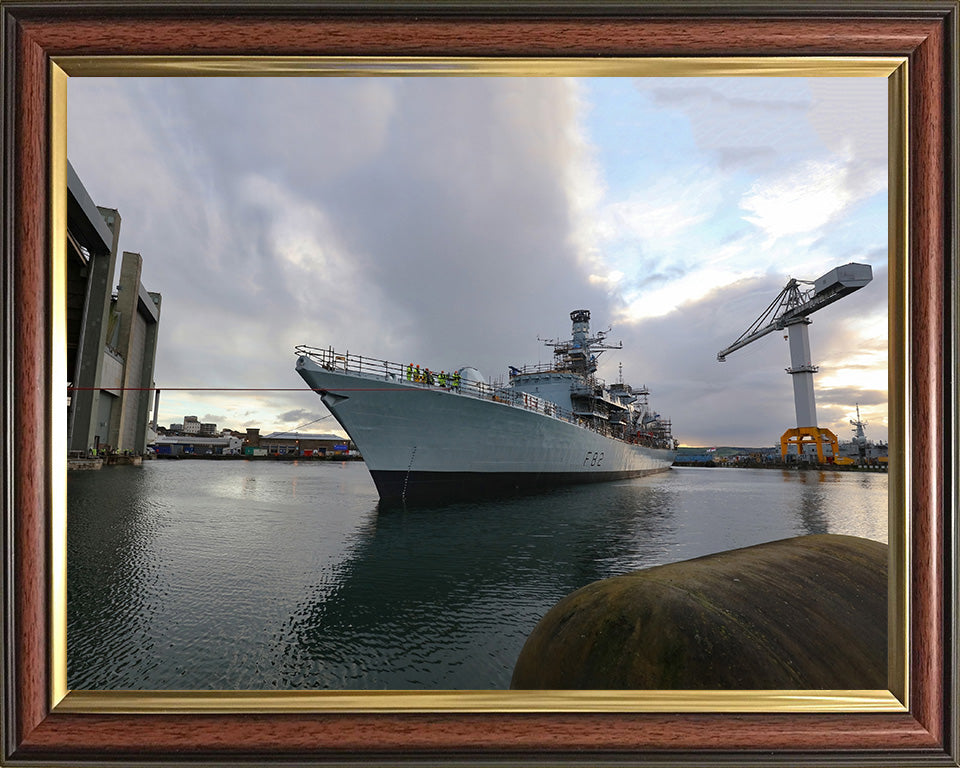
<box><xmin>849</xmin><ymin>403</ymin><xmax>869</xmax><ymax>460</ymax></box>
<box><xmin>543</xmin><ymin>309</ymin><xmax>622</xmax><ymax>376</ymax></box>
<box><xmin>851</xmin><ymin>403</ymin><xmax>868</xmax><ymax>443</ymax></box>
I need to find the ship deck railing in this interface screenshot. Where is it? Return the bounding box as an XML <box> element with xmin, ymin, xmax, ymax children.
<box><xmin>511</xmin><ymin>363</ymin><xmax>609</xmax><ymax>389</ymax></box>
<box><xmin>296</xmin><ymin>344</ymin><xmax>634</xmax><ymax>438</ymax></box>
<box><xmin>509</xmin><ymin>362</ymin><xmax>564</xmax><ymax>377</ymax></box>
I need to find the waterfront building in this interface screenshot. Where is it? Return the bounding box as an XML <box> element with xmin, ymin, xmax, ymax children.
<box><xmin>183</xmin><ymin>416</ymin><xmax>201</xmax><ymax>434</ymax></box>
<box><xmin>66</xmin><ymin>162</ymin><xmax>161</xmax><ymax>457</ymax></box>
<box><xmin>152</xmin><ymin>434</ymin><xmax>243</xmax><ymax>456</ymax></box>
<box><xmin>164</xmin><ymin>417</ymin><xmax>219</xmax><ymax>437</ymax></box>
<box><xmin>243</xmin><ymin>428</ymin><xmax>357</xmax><ymax>457</ymax></box>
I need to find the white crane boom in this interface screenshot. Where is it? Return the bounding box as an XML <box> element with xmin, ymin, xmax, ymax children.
<box><xmin>716</xmin><ymin>263</ymin><xmax>873</xmax><ymax>362</ymax></box>
<box><xmin>715</xmin><ymin>262</ymin><xmax>873</xmax><ymax>462</ymax></box>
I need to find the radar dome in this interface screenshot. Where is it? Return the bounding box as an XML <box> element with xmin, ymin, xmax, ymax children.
<box><xmin>456</xmin><ymin>366</ymin><xmax>486</xmax><ymax>385</ymax></box>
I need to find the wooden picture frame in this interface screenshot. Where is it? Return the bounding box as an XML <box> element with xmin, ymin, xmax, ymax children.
<box><xmin>2</xmin><ymin>2</ymin><xmax>957</xmax><ymax>764</ymax></box>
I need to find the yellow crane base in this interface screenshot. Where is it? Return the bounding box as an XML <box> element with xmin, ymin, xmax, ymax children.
<box><xmin>780</xmin><ymin>426</ymin><xmax>839</xmax><ymax>464</ymax></box>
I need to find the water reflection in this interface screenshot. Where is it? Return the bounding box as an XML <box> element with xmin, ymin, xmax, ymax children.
<box><xmin>778</xmin><ymin>469</ymin><xmax>887</xmax><ymax>540</ymax></box>
<box><xmin>277</xmin><ymin>480</ymin><xmax>680</xmax><ymax>689</ymax></box>
<box><xmin>67</xmin><ymin>462</ymin><xmax>886</xmax><ymax>690</ymax></box>
<box><xmin>786</xmin><ymin>470</ymin><xmax>830</xmax><ymax>535</ymax></box>
<box><xmin>67</xmin><ymin>467</ymin><xmax>170</xmax><ymax>684</ymax></box>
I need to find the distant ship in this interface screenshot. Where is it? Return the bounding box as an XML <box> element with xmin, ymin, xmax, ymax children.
<box><xmin>835</xmin><ymin>404</ymin><xmax>888</xmax><ymax>467</ymax></box>
<box><xmin>295</xmin><ymin>309</ymin><xmax>677</xmax><ymax>504</ymax></box>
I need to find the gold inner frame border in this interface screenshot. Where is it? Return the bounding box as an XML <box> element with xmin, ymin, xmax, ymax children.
<box><xmin>49</xmin><ymin>55</ymin><xmax>909</xmax><ymax>715</ymax></box>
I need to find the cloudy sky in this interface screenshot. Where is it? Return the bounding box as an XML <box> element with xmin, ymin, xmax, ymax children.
<box><xmin>67</xmin><ymin>74</ymin><xmax>889</xmax><ymax>447</ymax></box>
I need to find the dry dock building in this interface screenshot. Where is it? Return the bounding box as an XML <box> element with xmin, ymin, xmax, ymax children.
<box><xmin>67</xmin><ymin>161</ymin><xmax>161</xmax><ymax>457</ymax></box>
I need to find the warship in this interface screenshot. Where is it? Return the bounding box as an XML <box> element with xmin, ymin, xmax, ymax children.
<box><xmin>835</xmin><ymin>404</ymin><xmax>888</xmax><ymax>466</ymax></box>
<box><xmin>295</xmin><ymin>309</ymin><xmax>676</xmax><ymax>504</ymax></box>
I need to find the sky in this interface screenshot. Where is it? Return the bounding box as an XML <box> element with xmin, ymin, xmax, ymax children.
<box><xmin>66</xmin><ymin>75</ymin><xmax>889</xmax><ymax>447</ymax></box>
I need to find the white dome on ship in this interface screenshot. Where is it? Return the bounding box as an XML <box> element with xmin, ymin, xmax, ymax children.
<box><xmin>457</xmin><ymin>366</ymin><xmax>486</xmax><ymax>385</ymax></box>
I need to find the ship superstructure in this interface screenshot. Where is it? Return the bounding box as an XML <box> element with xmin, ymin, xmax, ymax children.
<box><xmin>836</xmin><ymin>404</ymin><xmax>888</xmax><ymax>466</ymax></box>
<box><xmin>508</xmin><ymin>309</ymin><xmax>674</xmax><ymax>450</ymax></box>
<box><xmin>295</xmin><ymin>309</ymin><xmax>676</xmax><ymax>504</ymax></box>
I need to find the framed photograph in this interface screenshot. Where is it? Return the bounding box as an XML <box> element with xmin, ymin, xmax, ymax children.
<box><xmin>2</xmin><ymin>2</ymin><xmax>956</xmax><ymax>765</ymax></box>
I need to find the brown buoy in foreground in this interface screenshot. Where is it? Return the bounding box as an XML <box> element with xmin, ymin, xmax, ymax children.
<box><xmin>511</xmin><ymin>534</ymin><xmax>887</xmax><ymax>690</ymax></box>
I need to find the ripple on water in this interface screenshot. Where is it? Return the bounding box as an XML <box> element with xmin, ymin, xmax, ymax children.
<box><xmin>68</xmin><ymin>461</ymin><xmax>887</xmax><ymax>689</ymax></box>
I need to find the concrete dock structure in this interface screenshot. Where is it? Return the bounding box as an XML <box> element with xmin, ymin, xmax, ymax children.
<box><xmin>67</xmin><ymin>162</ymin><xmax>161</xmax><ymax>457</ymax></box>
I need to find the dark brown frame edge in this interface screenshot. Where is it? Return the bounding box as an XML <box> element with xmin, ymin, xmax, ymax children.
<box><xmin>1</xmin><ymin>1</ymin><xmax>956</xmax><ymax>765</ymax></box>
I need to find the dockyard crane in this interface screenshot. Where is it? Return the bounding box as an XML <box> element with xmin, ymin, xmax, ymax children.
<box><xmin>716</xmin><ymin>262</ymin><xmax>873</xmax><ymax>462</ymax></box>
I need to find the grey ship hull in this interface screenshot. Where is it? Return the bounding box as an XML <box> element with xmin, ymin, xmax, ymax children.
<box><xmin>296</xmin><ymin>356</ymin><xmax>675</xmax><ymax>504</ymax></box>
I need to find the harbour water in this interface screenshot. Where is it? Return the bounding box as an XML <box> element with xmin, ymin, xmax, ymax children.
<box><xmin>67</xmin><ymin>460</ymin><xmax>887</xmax><ymax>690</ymax></box>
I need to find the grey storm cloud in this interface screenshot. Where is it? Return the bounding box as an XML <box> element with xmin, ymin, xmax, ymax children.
<box><xmin>605</xmin><ymin>263</ymin><xmax>888</xmax><ymax>448</ymax></box>
<box><xmin>66</xmin><ymin>76</ymin><xmax>888</xmax><ymax>441</ymax></box>
<box><xmin>645</xmin><ymin>84</ymin><xmax>809</xmax><ymax>113</ymax></box>
<box><xmin>817</xmin><ymin>388</ymin><xmax>888</xmax><ymax>408</ymax></box>
<box><xmin>67</xmin><ymin>76</ymin><xmax>609</xmax><ymax>429</ymax></box>
<box><xmin>635</xmin><ymin>79</ymin><xmax>813</xmax><ymax>176</ymax></box>
<box><xmin>635</xmin><ymin>77</ymin><xmax>887</xmax><ymax>194</ymax></box>
<box><xmin>714</xmin><ymin>145</ymin><xmax>780</xmax><ymax>173</ymax></box>
<box><xmin>634</xmin><ymin>264</ymin><xmax>689</xmax><ymax>292</ymax></box>
<box><xmin>607</xmin><ymin>275</ymin><xmax>801</xmax><ymax>445</ymax></box>
<box><xmin>277</xmin><ymin>409</ymin><xmax>320</xmax><ymax>424</ymax></box>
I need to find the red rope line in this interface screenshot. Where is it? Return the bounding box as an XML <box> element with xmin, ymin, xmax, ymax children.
<box><xmin>67</xmin><ymin>387</ymin><xmax>313</xmax><ymax>391</ymax></box>
<box><xmin>65</xmin><ymin>386</ymin><xmax>445</xmax><ymax>392</ymax></box>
